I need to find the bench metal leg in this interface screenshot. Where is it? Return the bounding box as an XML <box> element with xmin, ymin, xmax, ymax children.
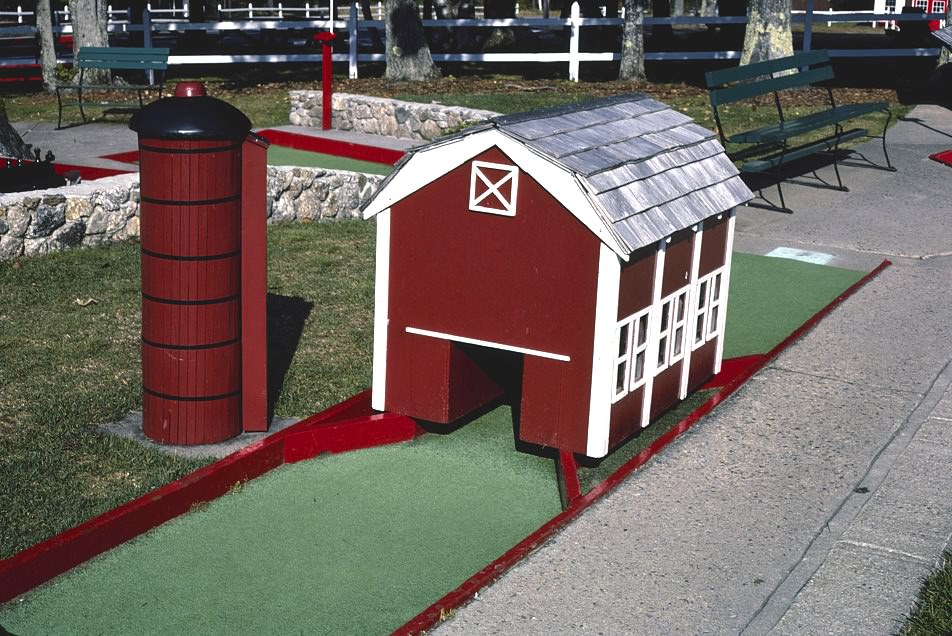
<box><xmin>56</xmin><ymin>89</ymin><xmax>64</xmax><ymax>129</ymax></box>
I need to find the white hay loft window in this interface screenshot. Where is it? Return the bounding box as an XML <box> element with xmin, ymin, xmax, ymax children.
<box><xmin>612</xmin><ymin>307</ymin><xmax>651</xmax><ymax>404</ymax></box>
<box><xmin>469</xmin><ymin>160</ymin><xmax>519</xmax><ymax>216</ymax></box>
<box><xmin>692</xmin><ymin>268</ymin><xmax>726</xmax><ymax>350</ymax></box>
<box><xmin>656</xmin><ymin>286</ymin><xmax>690</xmax><ymax>375</ymax></box>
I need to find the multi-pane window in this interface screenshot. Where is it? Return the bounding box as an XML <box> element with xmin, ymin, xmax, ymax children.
<box><xmin>612</xmin><ymin>308</ymin><xmax>650</xmax><ymax>403</ymax></box>
<box><xmin>693</xmin><ymin>268</ymin><xmax>725</xmax><ymax>350</ymax></box>
<box><xmin>656</xmin><ymin>287</ymin><xmax>689</xmax><ymax>374</ymax></box>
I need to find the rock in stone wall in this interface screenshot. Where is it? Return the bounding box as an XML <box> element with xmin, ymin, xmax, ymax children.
<box><xmin>289</xmin><ymin>92</ymin><xmax>499</xmax><ymax>142</ymax></box>
<box><xmin>0</xmin><ymin>167</ymin><xmax>385</xmax><ymax>261</ymax></box>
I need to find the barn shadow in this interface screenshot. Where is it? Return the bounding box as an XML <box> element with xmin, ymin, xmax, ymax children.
<box><xmin>266</xmin><ymin>293</ymin><xmax>313</xmax><ymax>423</ymax></box>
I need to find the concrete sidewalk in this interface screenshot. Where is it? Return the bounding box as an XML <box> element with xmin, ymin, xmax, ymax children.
<box><xmin>10</xmin><ymin>120</ymin><xmax>417</xmax><ymax>175</ymax></box>
<box><xmin>433</xmin><ymin>105</ymin><xmax>952</xmax><ymax>635</ymax></box>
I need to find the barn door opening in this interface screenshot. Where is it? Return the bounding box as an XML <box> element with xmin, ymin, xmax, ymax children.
<box><xmin>455</xmin><ymin>342</ymin><xmax>524</xmax><ymax>409</ymax></box>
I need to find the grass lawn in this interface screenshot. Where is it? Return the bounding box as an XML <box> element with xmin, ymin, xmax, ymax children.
<box><xmin>0</xmin><ymin>221</ymin><xmax>376</xmax><ymax>560</ymax></box>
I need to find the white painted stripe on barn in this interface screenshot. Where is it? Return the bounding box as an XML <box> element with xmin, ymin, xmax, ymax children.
<box><xmin>680</xmin><ymin>222</ymin><xmax>704</xmax><ymax>400</ymax></box>
<box><xmin>714</xmin><ymin>211</ymin><xmax>737</xmax><ymax>375</ymax></box>
<box><xmin>586</xmin><ymin>243</ymin><xmax>621</xmax><ymax>459</ymax></box>
<box><xmin>766</xmin><ymin>246</ymin><xmax>834</xmax><ymax>265</ymax></box>
<box><xmin>370</xmin><ymin>209</ymin><xmax>391</xmax><ymax>412</ymax></box>
<box><xmin>641</xmin><ymin>241</ymin><xmax>667</xmax><ymax>429</ymax></box>
<box><xmin>404</xmin><ymin>327</ymin><xmax>571</xmax><ymax>362</ymax></box>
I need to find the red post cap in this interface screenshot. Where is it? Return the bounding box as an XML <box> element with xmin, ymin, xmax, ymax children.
<box><xmin>313</xmin><ymin>31</ymin><xmax>337</xmax><ymax>43</ymax></box>
<box><xmin>174</xmin><ymin>81</ymin><xmax>207</xmax><ymax>97</ymax></box>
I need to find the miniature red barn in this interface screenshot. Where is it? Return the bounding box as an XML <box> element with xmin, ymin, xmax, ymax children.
<box><xmin>362</xmin><ymin>94</ymin><xmax>753</xmax><ymax>459</ymax></box>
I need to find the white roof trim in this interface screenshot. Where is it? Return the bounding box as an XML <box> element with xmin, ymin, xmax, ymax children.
<box><xmin>362</xmin><ymin>128</ymin><xmax>630</xmax><ymax>259</ymax></box>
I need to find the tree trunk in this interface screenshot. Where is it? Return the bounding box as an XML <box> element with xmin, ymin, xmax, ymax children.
<box><xmin>36</xmin><ymin>0</ymin><xmax>58</xmax><ymax>92</ymax></box>
<box><xmin>740</xmin><ymin>0</ymin><xmax>793</xmax><ymax>66</ymax></box>
<box><xmin>384</xmin><ymin>0</ymin><xmax>441</xmax><ymax>81</ymax></box>
<box><xmin>70</xmin><ymin>0</ymin><xmax>110</xmax><ymax>84</ymax></box>
<box><xmin>698</xmin><ymin>0</ymin><xmax>716</xmax><ymax>17</ymax></box>
<box><xmin>0</xmin><ymin>101</ymin><xmax>32</xmax><ymax>160</ymax></box>
<box><xmin>618</xmin><ymin>0</ymin><xmax>648</xmax><ymax>80</ymax></box>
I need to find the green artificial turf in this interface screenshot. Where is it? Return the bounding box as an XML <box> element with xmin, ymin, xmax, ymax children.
<box><xmin>722</xmin><ymin>252</ymin><xmax>866</xmax><ymax>359</ymax></box>
<box><xmin>267</xmin><ymin>145</ymin><xmax>394</xmax><ymax>175</ymax></box>
<box><xmin>0</xmin><ymin>406</ymin><xmax>561</xmax><ymax>635</ymax></box>
<box><xmin>0</xmin><ymin>243</ymin><xmax>872</xmax><ymax>633</ymax></box>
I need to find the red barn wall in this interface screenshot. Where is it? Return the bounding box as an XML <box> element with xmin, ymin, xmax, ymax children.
<box><xmin>384</xmin><ymin>146</ymin><xmax>602</xmax><ymax>453</ymax></box>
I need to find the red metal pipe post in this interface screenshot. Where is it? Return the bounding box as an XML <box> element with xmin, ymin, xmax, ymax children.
<box><xmin>314</xmin><ymin>31</ymin><xmax>337</xmax><ymax>130</ymax></box>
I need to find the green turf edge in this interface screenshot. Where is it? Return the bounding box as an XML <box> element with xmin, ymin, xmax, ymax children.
<box><xmin>267</xmin><ymin>145</ymin><xmax>393</xmax><ymax>175</ymax></box>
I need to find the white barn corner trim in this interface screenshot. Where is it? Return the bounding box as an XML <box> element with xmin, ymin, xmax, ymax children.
<box><xmin>586</xmin><ymin>244</ymin><xmax>621</xmax><ymax>458</ymax></box>
<box><xmin>370</xmin><ymin>209</ymin><xmax>391</xmax><ymax>411</ymax></box>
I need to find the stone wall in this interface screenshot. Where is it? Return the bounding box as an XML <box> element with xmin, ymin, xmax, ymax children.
<box><xmin>0</xmin><ymin>167</ymin><xmax>385</xmax><ymax>261</ymax></box>
<box><xmin>289</xmin><ymin>91</ymin><xmax>499</xmax><ymax>142</ymax></box>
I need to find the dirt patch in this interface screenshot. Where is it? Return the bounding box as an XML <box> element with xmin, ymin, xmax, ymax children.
<box><xmin>217</xmin><ymin>75</ymin><xmax>898</xmax><ymax>109</ymax></box>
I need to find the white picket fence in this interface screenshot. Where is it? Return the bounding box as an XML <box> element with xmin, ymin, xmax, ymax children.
<box><xmin>0</xmin><ymin>2</ymin><xmax>945</xmax><ymax>81</ymax></box>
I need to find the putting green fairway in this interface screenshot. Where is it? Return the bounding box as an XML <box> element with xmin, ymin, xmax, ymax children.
<box><xmin>0</xmin><ymin>407</ymin><xmax>560</xmax><ymax>634</ymax></box>
<box><xmin>0</xmin><ymin>251</ymin><xmax>870</xmax><ymax>634</ymax></box>
<box><xmin>267</xmin><ymin>145</ymin><xmax>393</xmax><ymax>175</ymax></box>
<box><xmin>723</xmin><ymin>253</ymin><xmax>865</xmax><ymax>359</ymax></box>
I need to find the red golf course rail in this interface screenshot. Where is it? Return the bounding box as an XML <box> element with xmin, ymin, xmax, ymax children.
<box><xmin>255</xmin><ymin>128</ymin><xmax>407</xmax><ymax>165</ymax></box>
<box><xmin>0</xmin><ymin>259</ymin><xmax>890</xmax><ymax>612</ymax></box>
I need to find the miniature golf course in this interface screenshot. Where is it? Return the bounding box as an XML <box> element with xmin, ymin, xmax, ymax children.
<box><xmin>57</xmin><ymin>130</ymin><xmax>397</xmax><ymax>182</ymax></box>
<box><xmin>0</xmin><ymin>252</ymin><xmax>877</xmax><ymax>635</ymax></box>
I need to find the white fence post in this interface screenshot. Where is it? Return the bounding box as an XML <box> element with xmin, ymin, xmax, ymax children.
<box><xmin>349</xmin><ymin>1</ymin><xmax>359</xmax><ymax>78</ymax></box>
<box><xmin>569</xmin><ymin>1</ymin><xmax>580</xmax><ymax>82</ymax></box>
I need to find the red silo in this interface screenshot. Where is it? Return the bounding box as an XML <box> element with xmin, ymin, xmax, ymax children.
<box><xmin>130</xmin><ymin>82</ymin><xmax>255</xmax><ymax>445</ymax></box>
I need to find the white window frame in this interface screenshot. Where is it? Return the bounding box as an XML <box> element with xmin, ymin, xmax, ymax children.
<box><xmin>468</xmin><ymin>160</ymin><xmax>519</xmax><ymax>217</ymax></box>
<box><xmin>692</xmin><ymin>267</ymin><xmax>727</xmax><ymax>350</ymax></box>
<box><xmin>655</xmin><ymin>286</ymin><xmax>689</xmax><ymax>375</ymax></box>
<box><xmin>611</xmin><ymin>307</ymin><xmax>651</xmax><ymax>404</ymax></box>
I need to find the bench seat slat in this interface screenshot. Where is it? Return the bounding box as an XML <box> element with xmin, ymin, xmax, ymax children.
<box><xmin>730</xmin><ymin>102</ymin><xmax>889</xmax><ymax>144</ymax></box>
<box><xmin>710</xmin><ymin>66</ymin><xmax>835</xmax><ymax>106</ymax></box>
<box><xmin>705</xmin><ymin>50</ymin><xmax>830</xmax><ymax>87</ymax></box>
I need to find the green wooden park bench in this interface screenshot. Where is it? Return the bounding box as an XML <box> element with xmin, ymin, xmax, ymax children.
<box><xmin>55</xmin><ymin>47</ymin><xmax>169</xmax><ymax>129</ymax></box>
<box><xmin>705</xmin><ymin>50</ymin><xmax>895</xmax><ymax>212</ymax></box>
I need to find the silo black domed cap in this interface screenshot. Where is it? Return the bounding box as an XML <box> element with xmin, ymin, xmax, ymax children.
<box><xmin>130</xmin><ymin>82</ymin><xmax>252</xmax><ymax>139</ymax></box>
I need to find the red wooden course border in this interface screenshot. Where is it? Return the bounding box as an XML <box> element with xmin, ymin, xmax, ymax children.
<box><xmin>255</xmin><ymin>128</ymin><xmax>406</xmax><ymax>166</ymax></box>
<box><xmin>0</xmin><ymin>259</ymin><xmax>890</xmax><ymax>612</ymax></box>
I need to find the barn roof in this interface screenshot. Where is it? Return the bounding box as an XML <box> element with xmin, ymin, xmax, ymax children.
<box><xmin>363</xmin><ymin>93</ymin><xmax>753</xmax><ymax>256</ymax></box>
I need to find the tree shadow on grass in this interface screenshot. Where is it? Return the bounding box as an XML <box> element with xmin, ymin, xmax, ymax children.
<box><xmin>267</xmin><ymin>293</ymin><xmax>313</xmax><ymax>423</ymax></box>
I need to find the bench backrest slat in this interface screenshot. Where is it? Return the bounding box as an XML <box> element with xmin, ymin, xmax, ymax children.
<box><xmin>709</xmin><ymin>65</ymin><xmax>834</xmax><ymax>106</ymax></box>
<box><xmin>76</xmin><ymin>47</ymin><xmax>170</xmax><ymax>70</ymax></box>
<box><xmin>705</xmin><ymin>50</ymin><xmax>829</xmax><ymax>88</ymax></box>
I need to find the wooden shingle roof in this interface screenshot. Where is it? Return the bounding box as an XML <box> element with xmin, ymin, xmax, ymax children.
<box><xmin>363</xmin><ymin>93</ymin><xmax>753</xmax><ymax>256</ymax></box>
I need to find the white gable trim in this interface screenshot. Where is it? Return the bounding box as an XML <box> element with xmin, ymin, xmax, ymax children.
<box><xmin>586</xmin><ymin>244</ymin><xmax>621</xmax><ymax>459</ymax></box>
<box><xmin>362</xmin><ymin>128</ymin><xmax>629</xmax><ymax>259</ymax></box>
<box><xmin>370</xmin><ymin>209</ymin><xmax>391</xmax><ymax>412</ymax></box>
